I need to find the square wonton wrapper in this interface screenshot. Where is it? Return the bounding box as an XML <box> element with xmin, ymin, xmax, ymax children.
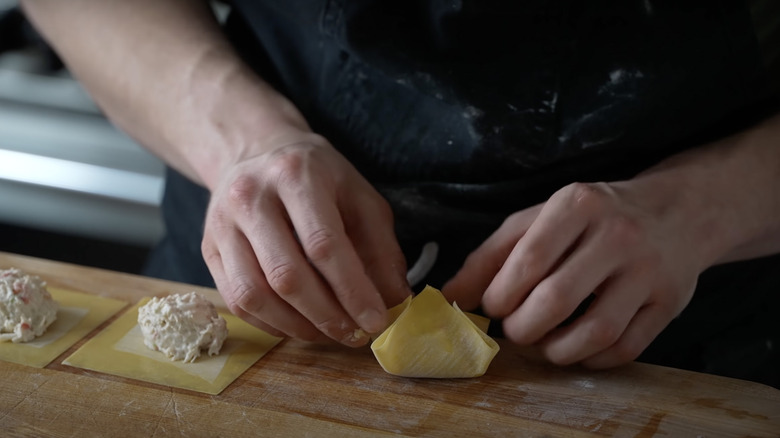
<box><xmin>0</xmin><ymin>287</ymin><xmax>127</xmax><ymax>368</ymax></box>
<box><xmin>64</xmin><ymin>297</ymin><xmax>282</xmax><ymax>395</ymax></box>
<box><xmin>371</xmin><ymin>285</ymin><xmax>500</xmax><ymax>378</ymax></box>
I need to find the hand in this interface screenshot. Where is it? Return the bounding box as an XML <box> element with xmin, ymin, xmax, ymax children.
<box><xmin>443</xmin><ymin>180</ymin><xmax>708</xmax><ymax>368</ymax></box>
<box><xmin>201</xmin><ymin>132</ymin><xmax>411</xmax><ymax>346</ymax></box>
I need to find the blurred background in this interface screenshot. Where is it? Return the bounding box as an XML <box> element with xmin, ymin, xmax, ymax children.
<box><xmin>0</xmin><ymin>0</ymin><xmax>165</xmax><ymax>273</ymax></box>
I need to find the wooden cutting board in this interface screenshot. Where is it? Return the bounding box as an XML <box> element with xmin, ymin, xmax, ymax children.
<box><xmin>1</xmin><ymin>251</ymin><xmax>778</xmax><ymax>437</ymax></box>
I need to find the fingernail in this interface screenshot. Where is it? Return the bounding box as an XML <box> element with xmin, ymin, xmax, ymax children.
<box><xmin>341</xmin><ymin>329</ymin><xmax>369</xmax><ymax>347</ymax></box>
<box><xmin>357</xmin><ymin>308</ymin><xmax>384</xmax><ymax>333</ymax></box>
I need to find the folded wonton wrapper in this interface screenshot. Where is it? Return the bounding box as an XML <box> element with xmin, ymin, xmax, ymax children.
<box><xmin>370</xmin><ymin>285</ymin><xmax>500</xmax><ymax>378</ymax></box>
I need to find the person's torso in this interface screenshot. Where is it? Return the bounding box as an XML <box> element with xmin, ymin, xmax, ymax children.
<box><xmin>225</xmin><ymin>0</ymin><xmax>772</xmax><ymax>243</ymax></box>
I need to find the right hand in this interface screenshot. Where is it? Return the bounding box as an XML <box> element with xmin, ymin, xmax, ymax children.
<box><xmin>201</xmin><ymin>131</ymin><xmax>412</xmax><ymax>346</ymax></box>
<box><xmin>18</xmin><ymin>0</ymin><xmax>413</xmax><ymax>346</ymax></box>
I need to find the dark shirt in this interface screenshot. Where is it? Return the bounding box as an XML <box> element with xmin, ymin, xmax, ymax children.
<box><xmin>222</xmin><ymin>0</ymin><xmax>773</xmax><ymax>264</ymax></box>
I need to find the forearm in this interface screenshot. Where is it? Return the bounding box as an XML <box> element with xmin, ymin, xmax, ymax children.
<box><xmin>634</xmin><ymin>112</ymin><xmax>780</xmax><ymax>267</ymax></box>
<box><xmin>21</xmin><ymin>0</ymin><xmax>310</xmax><ymax>189</ymax></box>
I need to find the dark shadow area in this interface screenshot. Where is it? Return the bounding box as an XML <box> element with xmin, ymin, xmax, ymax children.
<box><xmin>0</xmin><ymin>222</ymin><xmax>151</xmax><ymax>274</ymax></box>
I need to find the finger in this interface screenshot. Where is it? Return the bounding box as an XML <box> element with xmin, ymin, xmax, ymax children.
<box><xmin>234</xmin><ymin>309</ymin><xmax>331</xmax><ymax>343</ymax></box>
<box><xmin>500</xmin><ymin>225</ymin><xmax>623</xmax><ymax>345</ymax></box>
<box><xmin>203</xmin><ymin>243</ymin><xmax>288</xmax><ymax>338</ymax></box>
<box><xmin>482</xmin><ymin>195</ymin><xmax>589</xmax><ymax>318</ymax></box>
<box><xmin>210</xmin><ymin>223</ymin><xmax>326</xmax><ymax>342</ymax></box>
<box><xmin>345</xmin><ymin>193</ymin><xmax>411</xmax><ymax>309</ymax></box>
<box><xmin>241</xmin><ymin>200</ymin><xmax>370</xmax><ymax>346</ymax></box>
<box><xmin>201</xmin><ymin>229</ymin><xmax>278</xmax><ymax>327</ymax></box>
<box><xmin>442</xmin><ymin>205</ymin><xmax>542</xmax><ymax>311</ymax></box>
<box><xmin>280</xmin><ymin>184</ymin><xmax>388</xmax><ymax>334</ymax></box>
<box><xmin>581</xmin><ymin>303</ymin><xmax>674</xmax><ymax>369</ymax></box>
<box><xmin>231</xmin><ymin>306</ymin><xmax>286</xmax><ymax>338</ymax></box>
<box><xmin>536</xmin><ymin>273</ymin><xmax>647</xmax><ymax>365</ymax></box>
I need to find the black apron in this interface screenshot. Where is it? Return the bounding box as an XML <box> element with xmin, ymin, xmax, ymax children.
<box><xmin>143</xmin><ymin>0</ymin><xmax>780</xmax><ymax>387</ymax></box>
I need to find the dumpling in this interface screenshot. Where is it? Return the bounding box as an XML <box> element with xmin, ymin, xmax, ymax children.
<box><xmin>371</xmin><ymin>285</ymin><xmax>499</xmax><ymax>378</ymax></box>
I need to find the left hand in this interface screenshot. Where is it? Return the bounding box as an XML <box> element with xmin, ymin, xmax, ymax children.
<box><xmin>443</xmin><ymin>179</ymin><xmax>709</xmax><ymax>369</ymax></box>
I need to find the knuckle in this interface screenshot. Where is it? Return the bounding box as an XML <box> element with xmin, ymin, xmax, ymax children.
<box><xmin>515</xmin><ymin>247</ymin><xmax>548</xmax><ymax>278</ymax></box>
<box><xmin>360</xmin><ymin>251</ymin><xmax>385</xmax><ymax>276</ymax></box>
<box><xmin>333</xmin><ymin>283</ymin><xmax>362</xmax><ymax>305</ymax></box>
<box><xmin>205</xmin><ymin>205</ymin><xmax>233</xmax><ymax>232</ymax></box>
<box><xmin>463</xmin><ymin>250</ymin><xmax>493</xmax><ymax>272</ymax></box>
<box><xmin>304</xmin><ymin>228</ymin><xmax>338</xmax><ymax>263</ymax></box>
<box><xmin>268</xmin><ymin>151</ymin><xmax>305</xmax><ymax>185</ymax></box>
<box><xmin>653</xmin><ymin>298</ymin><xmax>683</xmax><ymax>320</ymax></box>
<box><xmin>225</xmin><ymin>301</ymin><xmax>245</xmax><ymax>318</ymax></box>
<box><xmin>313</xmin><ymin>315</ymin><xmax>351</xmax><ymax>339</ymax></box>
<box><xmin>200</xmin><ymin>241</ymin><xmax>220</xmax><ymax>266</ymax></box>
<box><xmin>227</xmin><ymin>175</ymin><xmax>259</xmax><ymax>210</ymax></box>
<box><xmin>503</xmin><ymin>210</ymin><xmax>526</xmax><ymax>227</ymax></box>
<box><xmin>265</xmin><ymin>262</ymin><xmax>300</xmax><ymax>297</ymax></box>
<box><xmin>390</xmin><ymin>250</ymin><xmax>410</xmax><ymax>274</ymax></box>
<box><xmin>504</xmin><ymin>324</ymin><xmax>533</xmax><ymax>346</ymax></box>
<box><xmin>534</xmin><ymin>281</ymin><xmax>575</xmax><ymax>321</ymax></box>
<box><xmin>545</xmin><ymin>350</ymin><xmax>575</xmax><ymax>366</ymax></box>
<box><xmin>224</xmin><ymin>277</ymin><xmax>263</xmax><ymax>314</ymax></box>
<box><xmin>586</xmin><ymin>319</ymin><xmax>622</xmax><ymax>348</ymax></box>
<box><xmin>610</xmin><ymin>340</ymin><xmax>643</xmax><ymax>363</ymax></box>
<box><xmin>565</xmin><ymin>182</ymin><xmax>606</xmax><ymax>211</ymax></box>
<box><xmin>372</xmin><ymin>196</ymin><xmax>394</xmax><ymax>221</ymax></box>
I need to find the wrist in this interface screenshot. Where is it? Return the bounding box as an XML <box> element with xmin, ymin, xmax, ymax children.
<box><xmin>633</xmin><ymin>116</ymin><xmax>780</xmax><ymax>268</ymax></box>
<box><xmin>172</xmin><ymin>49</ymin><xmax>313</xmax><ymax>190</ymax></box>
<box><xmin>617</xmin><ymin>161</ymin><xmax>729</xmax><ymax>274</ymax></box>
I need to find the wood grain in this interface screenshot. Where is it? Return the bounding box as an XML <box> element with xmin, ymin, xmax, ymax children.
<box><xmin>1</xmin><ymin>251</ymin><xmax>778</xmax><ymax>437</ymax></box>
